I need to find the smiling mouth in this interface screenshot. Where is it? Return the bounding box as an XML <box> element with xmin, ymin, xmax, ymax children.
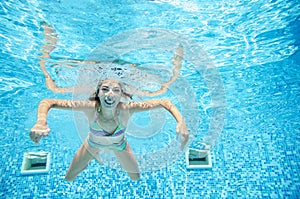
<box><xmin>104</xmin><ymin>99</ymin><xmax>115</xmax><ymax>106</ymax></box>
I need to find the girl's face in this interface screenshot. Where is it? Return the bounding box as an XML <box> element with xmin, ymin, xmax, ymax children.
<box><xmin>98</xmin><ymin>80</ymin><xmax>122</xmax><ymax>108</ymax></box>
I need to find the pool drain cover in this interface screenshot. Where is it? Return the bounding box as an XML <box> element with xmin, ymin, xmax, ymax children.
<box><xmin>186</xmin><ymin>148</ymin><xmax>212</xmax><ymax>169</ymax></box>
<box><xmin>21</xmin><ymin>152</ymin><xmax>51</xmax><ymax>175</ymax></box>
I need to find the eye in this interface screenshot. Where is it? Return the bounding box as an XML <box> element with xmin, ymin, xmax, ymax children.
<box><xmin>113</xmin><ymin>88</ymin><xmax>121</xmax><ymax>93</ymax></box>
<box><xmin>101</xmin><ymin>87</ymin><xmax>109</xmax><ymax>92</ymax></box>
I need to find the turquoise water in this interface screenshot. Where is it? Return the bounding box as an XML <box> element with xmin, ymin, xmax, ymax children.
<box><xmin>0</xmin><ymin>0</ymin><xmax>299</xmax><ymax>198</ymax></box>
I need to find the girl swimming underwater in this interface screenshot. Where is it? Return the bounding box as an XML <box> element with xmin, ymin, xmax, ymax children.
<box><xmin>30</xmin><ymin>23</ymin><xmax>189</xmax><ymax>181</ymax></box>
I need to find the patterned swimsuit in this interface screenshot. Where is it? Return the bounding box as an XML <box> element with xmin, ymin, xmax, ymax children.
<box><xmin>87</xmin><ymin>112</ymin><xmax>127</xmax><ymax>151</ymax></box>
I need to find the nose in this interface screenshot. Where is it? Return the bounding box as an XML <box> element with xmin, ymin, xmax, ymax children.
<box><xmin>105</xmin><ymin>89</ymin><xmax>114</xmax><ymax>98</ymax></box>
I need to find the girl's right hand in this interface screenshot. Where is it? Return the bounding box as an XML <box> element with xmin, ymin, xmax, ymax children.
<box><xmin>176</xmin><ymin>120</ymin><xmax>189</xmax><ymax>150</ymax></box>
<box><xmin>30</xmin><ymin>123</ymin><xmax>50</xmax><ymax>144</ymax></box>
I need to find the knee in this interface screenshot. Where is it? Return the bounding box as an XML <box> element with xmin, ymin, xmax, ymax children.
<box><xmin>128</xmin><ymin>172</ymin><xmax>140</xmax><ymax>181</ymax></box>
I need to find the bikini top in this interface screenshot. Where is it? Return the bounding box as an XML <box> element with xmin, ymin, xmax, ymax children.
<box><xmin>89</xmin><ymin>112</ymin><xmax>126</xmax><ymax>137</ymax></box>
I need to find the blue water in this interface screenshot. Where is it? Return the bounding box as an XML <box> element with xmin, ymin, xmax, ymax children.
<box><xmin>1</xmin><ymin>0</ymin><xmax>299</xmax><ymax>198</ymax></box>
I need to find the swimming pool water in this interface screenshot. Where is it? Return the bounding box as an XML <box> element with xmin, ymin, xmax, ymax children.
<box><xmin>0</xmin><ymin>0</ymin><xmax>299</xmax><ymax>198</ymax></box>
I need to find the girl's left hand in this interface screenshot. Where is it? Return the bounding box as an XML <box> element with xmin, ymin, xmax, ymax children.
<box><xmin>176</xmin><ymin>120</ymin><xmax>189</xmax><ymax>150</ymax></box>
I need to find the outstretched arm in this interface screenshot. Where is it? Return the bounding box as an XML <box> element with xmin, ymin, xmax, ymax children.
<box><xmin>40</xmin><ymin>23</ymin><xmax>138</xmax><ymax>94</ymax></box>
<box><xmin>30</xmin><ymin>99</ymin><xmax>96</xmax><ymax>143</ymax></box>
<box><xmin>133</xmin><ymin>45</ymin><xmax>184</xmax><ymax>97</ymax></box>
<box><xmin>125</xmin><ymin>99</ymin><xmax>189</xmax><ymax>149</ymax></box>
<box><xmin>40</xmin><ymin>23</ymin><xmax>75</xmax><ymax>93</ymax></box>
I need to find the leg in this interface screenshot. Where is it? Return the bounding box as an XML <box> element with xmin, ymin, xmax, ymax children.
<box><xmin>65</xmin><ymin>140</ymin><xmax>100</xmax><ymax>181</ymax></box>
<box><xmin>113</xmin><ymin>143</ymin><xmax>140</xmax><ymax>181</ymax></box>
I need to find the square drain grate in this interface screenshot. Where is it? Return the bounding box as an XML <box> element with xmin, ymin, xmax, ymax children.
<box><xmin>21</xmin><ymin>151</ymin><xmax>51</xmax><ymax>175</ymax></box>
<box><xmin>186</xmin><ymin>148</ymin><xmax>212</xmax><ymax>169</ymax></box>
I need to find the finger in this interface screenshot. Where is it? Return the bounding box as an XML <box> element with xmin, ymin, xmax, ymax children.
<box><xmin>34</xmin><ymin>135</ymin><xmax>41</xmax><ymax>143</ymax></box>
<box><xmin>31</xmin><ymin>129</ymin><xmax>49</xmax><ymax>135</ymax></box>
<box><xmin>180</xmin><ymin>135</ymin><xmax>189</xmax><ymax>150</ymax></box>
<box><xmin>180</xmin><ymin>143</ymin><xmax>185</xmax><ymax>151</ymax></box>
<box><xmin>43</xmin><ymin>128</ymin><xmax>50</xmax><ymax>136</ymax></box>
<box><xmin>30</xmin><ymin>132</ymin><xmax>36</xmax><ymax>141</ymax></box>
<box><xmin>181</xmin><ymin>139</ymin><xmax>188</xmax><ymax>150</ymax></box>
<box><xmin>41</xmin><ymin>131</ymin><xmax>47</xmax><ymax>137</ymax></box>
